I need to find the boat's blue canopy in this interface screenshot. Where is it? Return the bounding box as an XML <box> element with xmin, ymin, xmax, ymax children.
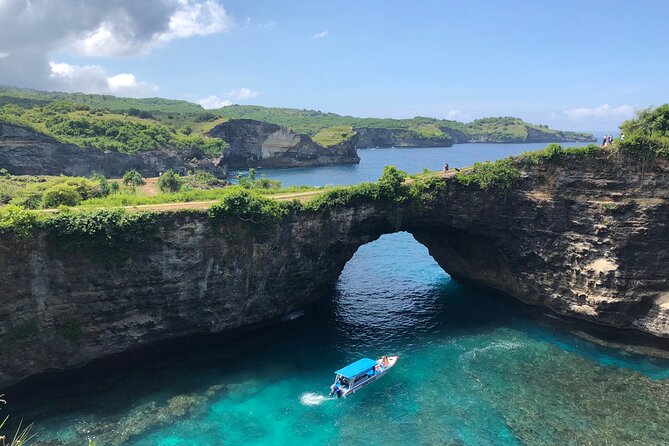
<box><xmin>335</xmin><ymin>358</ymin><xmax>377</xmax><ymax>378</ymax></box>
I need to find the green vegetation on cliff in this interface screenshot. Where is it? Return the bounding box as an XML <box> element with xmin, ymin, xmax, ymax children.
<box><xmin>618</xmin><ymin>105</ymin><xmax>669</xmax><ymax>161</ymax></box>
<box><xmin>0</xmin><ymin>87</ymin><xmax>593</xmax><ymax>155</ymax></box>
<box><xmin>312</xmin><ymin>126</ymin><xmax>356</xmax><ymax>147</ymax></box>
<box><xmin>0</xmin><ymin>90</ymin><xmax>227</xmax><ymax>156</ymax></box>
<box><xmin>0</xmin><ymin>143</ymin><xmax>631</xmax><ymax>256</ymax></box>
<box><xmin>213</xmin><ymin>105</ymin><xmax>594</xmax><ymax>143</ymax></box>
<box><xmin>455</xmin><ymin>159</ymin><xmax>521</xmax><ymax>194</ymax></box>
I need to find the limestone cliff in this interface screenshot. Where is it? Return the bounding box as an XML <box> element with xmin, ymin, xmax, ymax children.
<box><xmin>356</xmin><ymin>127</ymin><xmax>453</xmax><ymax>148</ymax></box>
<box><xmin>0</xmin><ymin>123</ymin><xmax>227</xmax><ymax>178</ymax></box>
<box><xmin>209</xmin><ymin>119</ymin><xmax>360</xmax><ymax>168</ymax></box>
<box><xmin>0</xmin><ymin>154</ymin><xmax>667</xmax><ymax>388</ymax></box>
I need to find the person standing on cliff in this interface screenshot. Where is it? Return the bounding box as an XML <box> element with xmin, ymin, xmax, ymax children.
<box><xmin>444</xmin><ymin>163</ymin><xmax>449</xmax><ymax>172</ymax></box>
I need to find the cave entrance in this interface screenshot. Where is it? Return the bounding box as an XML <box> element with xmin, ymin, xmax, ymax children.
<box><xmin>330</xmin><ymin>231</ymin><xmax>453</xmax><ymax>349</ymax></box>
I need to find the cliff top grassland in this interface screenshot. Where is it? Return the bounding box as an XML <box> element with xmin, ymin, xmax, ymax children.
<box><xmin>0</xmin><ymin>141</ymin><xmax>628</xmax><ymax>243</ymax></box>
<box><xmin>0</xmin><ymin>87</ymin><xmax>593</xmax><ymax>156</ymax></box>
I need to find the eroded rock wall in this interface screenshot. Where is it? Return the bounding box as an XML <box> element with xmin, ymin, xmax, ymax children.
<box><xmin>355</xmin><ymin>127</ymin><xmax>453</xmax><ymax>148</ymax></box>
<box><xmin>0</xmin><ymin>123</ymin><xmax>227</xmax><ymax>178</ymax></box>
<box><xmin>1</xmin><ymin>154</ymin><xmax>667</xmax><ymax>388</ymax></box>
<box><xmin>209</xmin><ymin>119</ymin><xmax>360</xmax><ymax>168</ymax></box>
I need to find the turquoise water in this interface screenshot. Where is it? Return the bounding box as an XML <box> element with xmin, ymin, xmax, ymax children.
<box><xmin>9</xmin><ymin>143</ymin><xmax>669</xmax><ymax>445</ymax></box>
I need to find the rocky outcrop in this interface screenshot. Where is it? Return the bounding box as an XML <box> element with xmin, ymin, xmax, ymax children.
<box><xmin>0</xmin><ymin>154</ymin><xmax>667</xmax><ymax>388</ymax></box>
<box><xmin>209</xmin><ymin>119</ymin><xmax>359</xmax><ymax>168</ymax></box>
<box><xmin>0</xmin><ymin>123</ymin><xmax>227</xmax><ymax>178</ymax></box>
<box><xmin>354</xmin><ymin>126</ymin><xmax>594</xmax><ymax>148</ymax></box>
<box><xmin>461</xmin><ymin>126</ymin><xmax>596</xmax><ymax>143</ymax></box>
<box><xmin>355</xmin><ymin>127</ymin><xmax>453</xmax><ymax>148</ymax></box>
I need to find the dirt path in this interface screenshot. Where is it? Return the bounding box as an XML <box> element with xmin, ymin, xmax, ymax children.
<box><xmin>126</xmin><ymin>190</ymin><xmax>323</xmax><ymax>212</ymax></box>
<box><xmin>41</xmin><ymin>190</ymin><xmax>324</xmax><ymax>214</ymax></box>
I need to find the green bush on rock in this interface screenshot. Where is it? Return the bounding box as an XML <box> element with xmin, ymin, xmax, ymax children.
<box><xmin>208</xmin><ymin>188</ymin><xmax>290</xmax><ymax>225</ymax></box>
<box><xmin>0</xmin><ymin>205</ymin><xmax>40</xmax><ymax>238</ymax></box>
<box><xmin>42</xmin><ymin>183</ymin><xmax>82</xmax><ymax>208</ymax></box>
<box><xmin>157</xmin><ymin>170</ymin><xmax>183</xmax><ymax>193</ymax></box>
<box><xmin>456</xmin><ymin>158</ymin><xmax>521</xmax><ymax>194</ymax></box>
<box><xmin>43</xmin><ymin>209</ymin><xmax>157</xmax><ymax>261</ymax></box>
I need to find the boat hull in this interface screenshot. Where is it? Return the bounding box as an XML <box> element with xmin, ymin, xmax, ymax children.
<box><xmin>331</xmin><ymin>356</ymin><xmax>398</xmax><ymax>398</ymax></box>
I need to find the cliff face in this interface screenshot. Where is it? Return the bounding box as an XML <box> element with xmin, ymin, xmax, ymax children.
<box><xmin>461</xmin><ymin>126</ymin><xmax>596</xmax><ymax>143</ymax></box>
<box><xmin>1</xmin><ymin>154</ymin><xmax>667</xmax><ymax>388</ymax></box>
<box><xmin>209</xmin><ymin>119</ymin><xmax>360</xmax><ymax>168</ymax></box>
<box><xmin>354</xmin><ymin>125</ymin><xmax>593</xmax><ymax>148</ymax></box>
<box><xmin>0</xmin><ymin>123</ymin><xmax>227</xmax><ymax>178</ymax></box>
<box><xmin>355</xmin><ymin>127</ymin><xmax>453</xmax><ymax>148</ymax></box>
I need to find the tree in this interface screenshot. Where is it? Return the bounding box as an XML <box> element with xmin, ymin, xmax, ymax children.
<box><xmin>237</xmin><ymin>168</ymin><xmax>257</xmax><ymax>188</ymax></box>
<box><xmin>378</xmin><ymin>165</ymin><xmax>408</xmax><ymax>201</ymax></box>
<box><xmin>42</xmin><ymin>184</ymin><xmax>82</xmax><ymax>208</ymax></box>
<box><xmin>122</xmin><ymin>170</ymin><xmax>145</xmax><ymax>191</ymax></box>
<box><xmin>157</xmin><ymin>170</ymin><xmax>183</xmax><ymax>193</ymax></box>
<box><xmin>91</xmin><ymin>172</ymin><xmax>111</xmax><ymax>196</ymax></box>
<box><xmin>650</xmin><ymin>104</ymin><xmax>669</xmax><ymax>136</ymax></box>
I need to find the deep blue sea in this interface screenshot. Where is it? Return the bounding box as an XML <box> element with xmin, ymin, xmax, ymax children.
<box><xmin>8</xmin><ymin>142</ymin><xmax>669</xmax><ymax>446</ymax></box>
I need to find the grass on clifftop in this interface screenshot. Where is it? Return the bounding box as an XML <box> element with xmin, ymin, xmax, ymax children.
<box><xmin>312</xmin><ymin>126</ymin><xmax>356</xmax><ymax>147</ymax></box>
<box><xmin>0</xmin><ymin>100</ymin><xmax>227</xmax><ymax>156</ymax></box>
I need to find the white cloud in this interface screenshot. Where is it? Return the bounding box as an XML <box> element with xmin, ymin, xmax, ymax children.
<box><xmin>313</xmin><ymin>30</ymin><xmax>329</xmax><ymax>39</ymax></box>
<box><xmin>445</xmin><ymin>110</ymin><xmax>462</xmax><ymax>120</ymax></box>
<box><xmin>197</xmin><ymin>95</ymin><xmax>232</xmax><ymax>109</ymax></box>
<box><xmin>73</xmin><ymin>0</ymin><xmax>234</xmax><ymax>57</ymax></box>
<box><xmin>158</xmin><ymin>0</ymin><xmax>233</xmax><ymax>42</ymax></box>
<box><xmin>198</xmin><ymin>87</ymin><xmax>259</xmax><ymax>108</ymax></box>
<box><xmin>0</xmin><ymin>52</ymin><xmax>8</xmax><ymax>59</ymax></box>
<box><xmin>49</xmin><ymin>61</ymin><xmax>158</xmax><ymax>97</ymax></box>
<box><xmin>228</xmin><ymin>87</ymin><xmax>259</xmax><ymax>100</ymax></box>
<box><xmin>0</xmin><ymin>0</ymin><xmax>235</xmax><ymax>89</ymax></box>
<box><xmin>564</xmin><ymin>104</ymin><xmax>635</xmax><ymax>121</ymax></box>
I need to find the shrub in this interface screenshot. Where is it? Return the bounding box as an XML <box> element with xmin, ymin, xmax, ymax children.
<box><xmin>618</xmin><ymin>105</ymin><xmax>669</xmax><ymax>160</ymax></box>
<box><xmin>43</xmin><ymin>209</ymin><xmax>157</xmax><ymax>261</ymax></box>
<box><xmin>10</xmin><ymin>187</ymin><xmax>43</xmax><ymax>209</ymax></box>
<box><xmin>543</xmin><ymin>143</ymin><xmax>565</xmax><ymax>162</ymax></box>
<box><xmin>122</xmin><ymin>170</ymin><xmax>145</xmax><ymax>190</ymax></box>
<box><xmin>251</xmin><ymin>178</ymin><xmax>281</xmax><ymax>190</ymax></box>
<box><xmin>208</xmin><ymin>188</ymin><xmax>289</xmax><ymax>224</ymax></box>
<box><xmin>456</xmin><ymin>158</ymin><xmax>521</xmax><ymax>194</ymax></box>
<box><xmin>42</xmin><ymin>184</ymin><xmax>82</xmax><ymax>208</ymax></box>
<box><xmin>0</xmin><ymin>205</ymin><xmax>40</xmax><ymax>237</ymax></box>
<box><xmin>190</xmin><ymin>171</ymin><xmax>218</xmax><ymax>187</ymax></box>
<box><xmin>618</xmin><ymin>133</ymin><xmax>662</xmax><ymax>161</ymax></box>
<box><xmin>91</xmin><ymin>172</ymin><xmax>111</xmax><ymax>196</ymax></box>
<box><xmin>157</xmin><ymin>170</ymin><xmax>183</xmax><ymax>193</ymax></box>
<box><xmin>377</xmin><ymin>165</ymin><xmax>408</xmax><ymax>202</ymax></box>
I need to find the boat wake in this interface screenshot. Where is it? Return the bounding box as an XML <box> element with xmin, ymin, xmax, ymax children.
<box><xmin>299</xmin><ymin>392</ymin><xmax>335</xmax><ymax>406</ymax></box>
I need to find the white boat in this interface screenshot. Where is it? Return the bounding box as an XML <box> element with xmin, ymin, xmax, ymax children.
<box><xmin>329</xmin><ymin>355</ymin><xmax>399</xmax><ymax>398</ymax></box>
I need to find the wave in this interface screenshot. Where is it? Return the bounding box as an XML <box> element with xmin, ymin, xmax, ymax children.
<box><xmin>299</xmin><ymin>392</ymin><xmax>334</xmax><ymax>406</ymax></box>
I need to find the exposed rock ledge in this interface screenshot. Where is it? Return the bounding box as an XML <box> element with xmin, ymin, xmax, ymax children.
<box><xmin>0</xmin><ymin>123</ymin><xmax>227</xmax><ymax>178</ymax></box>
<box><xmin>208</xmin><ymin>119</ymin><xmax>360</xmax><ymax>168</ymax></box>
<box><xmin>0</xmin><ymin>154</ymin><xmax>667</xmax><ymax>388</ymax></box>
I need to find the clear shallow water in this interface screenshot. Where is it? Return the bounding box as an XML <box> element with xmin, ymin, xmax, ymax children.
<box><xmin>8</xmin><ymin>142</ymin><xmax>669</xmax><ymax>445</ymax></box>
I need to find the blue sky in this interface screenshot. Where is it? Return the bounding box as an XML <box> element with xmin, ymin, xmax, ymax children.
<box><xmin>2</xmin><ymin>0</ymin><xmax>668</xmax><ymax>131</ymax></box>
